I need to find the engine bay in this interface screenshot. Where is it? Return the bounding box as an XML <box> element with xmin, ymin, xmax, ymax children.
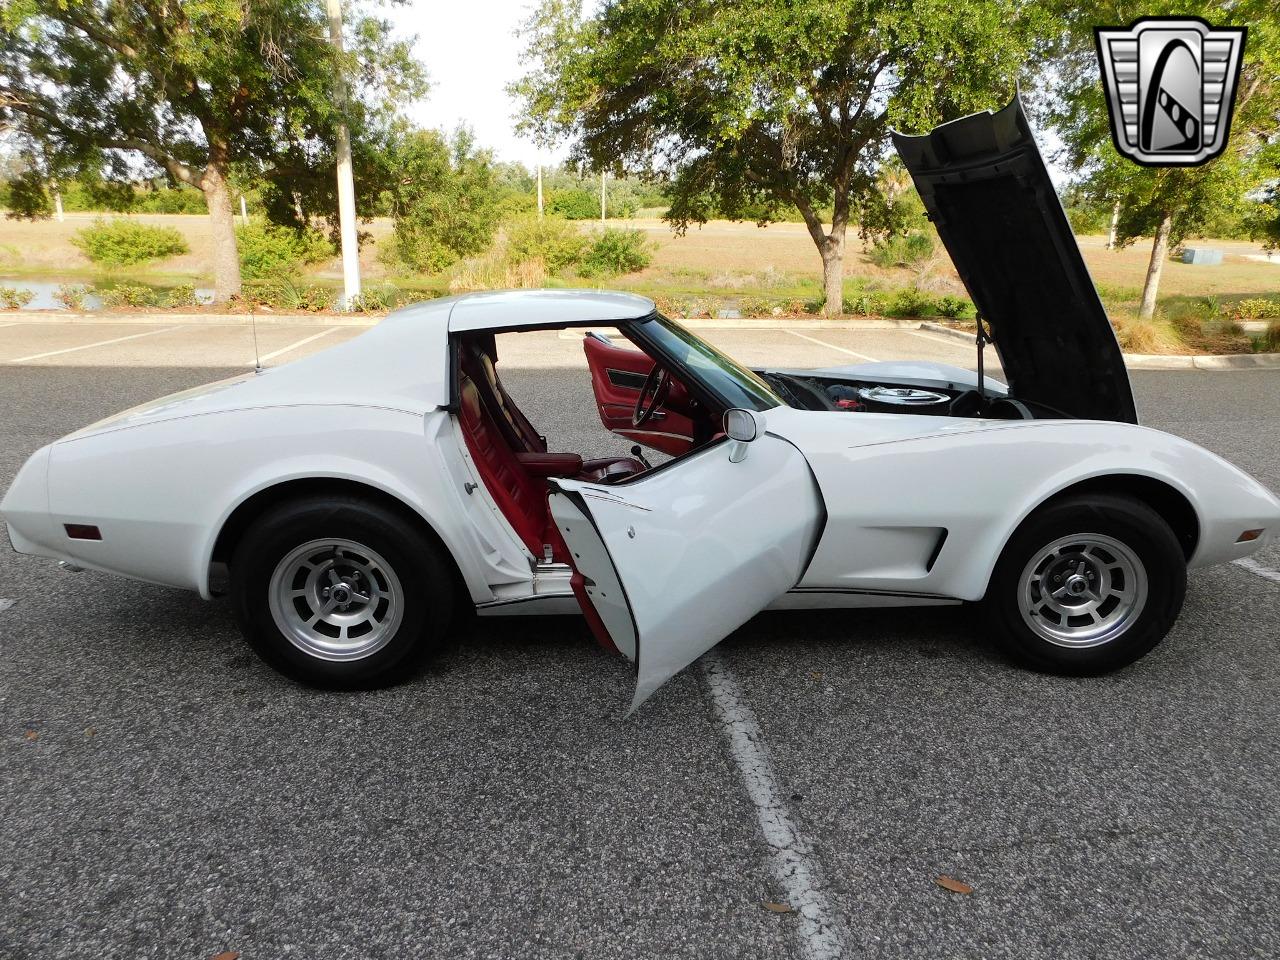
<box><xmin>759</xmin><ymin>371</ymin><xmax>1066</xmax><ymax>421</ymax></box>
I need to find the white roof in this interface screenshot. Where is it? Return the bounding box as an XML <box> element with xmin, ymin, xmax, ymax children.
<box><xmin>85</xmin><ymin>290</ymin><xmax>658</xmax><ymax>425</ymax></box>
<box><xmin>443</xmin><ymin>289</ymin><xmax>655</xmax><ymax>331</ymax></box>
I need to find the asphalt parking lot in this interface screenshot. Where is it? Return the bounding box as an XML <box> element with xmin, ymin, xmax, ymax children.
<box><xmin>2</xmin><ymin>316</ymin><xmax>1279</xmax><ymax>959</ymax></box>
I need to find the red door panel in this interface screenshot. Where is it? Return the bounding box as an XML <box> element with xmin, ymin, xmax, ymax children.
<box><xmin>582</xmin><ymin>333</ymin><xmax>695</xmax><ymax>456</ymax></box>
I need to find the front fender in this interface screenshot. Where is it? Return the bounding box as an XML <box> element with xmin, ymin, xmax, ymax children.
<box><xmin>778</xmin><ymin>413</ymin><xmax>1279</xmax><ymax>600</ymax></box>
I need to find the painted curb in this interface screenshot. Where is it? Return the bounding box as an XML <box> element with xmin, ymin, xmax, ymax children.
<box><xmin>918</xmin><ymin>321</ymin><xmax>1280</xmax><ymax>371</ymax></box>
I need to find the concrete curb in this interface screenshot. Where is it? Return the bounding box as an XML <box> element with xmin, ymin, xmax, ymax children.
<box><xmin>7</xmin><ymin>309</ymin><xmax>922</xmax><ymax>331</ymax></box>
<box><xmin>917</xmin><ymin>321</ymin><xmax>1280</xmax><ymax>371</ymax></box>
<box><xmin>8</xmin><ymin>311</ymin><xmax>1279</xmax><ymax>369</ymax></box>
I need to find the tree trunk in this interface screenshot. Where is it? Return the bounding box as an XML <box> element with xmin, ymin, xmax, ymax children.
<box><xmin>1138</xmin><ymin>212</ymin><xmax>1173</xmax><ymax>321</ymax></box>
<box><xmin>200</xmin><ymin>154</ymin><xmax>242</xmax><ymax>302</ymax></box>
<box><xmin>821</xmin><ymin>230</ymin><xmax>845</xmax><ymax>318</ymax></box>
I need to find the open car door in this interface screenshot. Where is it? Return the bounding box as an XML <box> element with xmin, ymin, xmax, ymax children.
<box><xmin>581</xmin><ymin>332</ymin><xmax>698</xmax><ymax>455</ymax></box>
<box><xmin>548</xmin><ymin>416</ymin><xmax>824</xmax><ymax>711</ymax></box>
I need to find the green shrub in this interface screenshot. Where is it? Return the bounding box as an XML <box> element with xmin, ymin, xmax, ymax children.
<box><xmin>934</xmin><ymin>294</ymin><xmax>975</xmax><ymax>319</ymax></box>
<box><xmin>236</xmin><ymin>221</ymin><xmax>334</xmax><ymax>280</ymax></box>
<box><xmin>866</xmin><ymin>230</ymin><xmax>936</xmax><ymax>269</ymax></box>
<box><xmin>579</xmin><ymin>228</ymin><xmax>651</xmax><ymax>277</ymax></box>
<box><xmin>166</xmin><ymin>284</ymin><xmax>199</xmax><ymax>308</ymax></box>
<box><xmin>71</xmin><ymin>218</ymin><xmax>189</xmax><ymax>266</ymax></box>
<box><xmin>349</xmin><ymin>285</ymin><xmax>396</xmax><ymax>313</ymax></box>
<box><xmin>843</xmin><ymin>290</ymin><xmax>887</xmax><ymax>316</ymax></box>
<box><xmin>55</xmin><ymin>284</ymin><xmax>91</xmax><ymax>311</ymax></box>
<box><xmin>504</xmin><ymin>214</ymin><xmax>587</xmax><ymax>271</ymax></box>
<box><xmin>0</xmin><ymin>286</ymin><xmax>35</xmax><ymax>309</ymax></box>
<box><xmin>98</xmin><ymin>284</ymin><xmax>163</xmax><ymax>308</ymax></box>
<box><xmin>1234</xmin><ymin>298</ymin><xmax>1280</xmax><ymax>320</ymax></box>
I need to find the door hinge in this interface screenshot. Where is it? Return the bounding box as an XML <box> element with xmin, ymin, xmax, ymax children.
<box><xmin>542</xmin><ymin>544</ymin><xmax>554</xmax><ymax>565</ymax></box>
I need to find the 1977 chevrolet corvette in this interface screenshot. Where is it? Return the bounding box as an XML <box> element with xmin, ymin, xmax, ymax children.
<box><xmin>4</xmin><ymin>100</ymin><xmax>1278</xmax><ymax>707</ymax></box>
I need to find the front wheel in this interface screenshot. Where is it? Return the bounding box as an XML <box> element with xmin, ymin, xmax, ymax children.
<box><xmin>983</xmin><ymin>493</ymin><xmax>1186</xmax><ymax>675</ymax></box>
<box><xmin>230</xmin><ymin>495</ymin><xmax>455</xmax><ymax>688</ymax></box>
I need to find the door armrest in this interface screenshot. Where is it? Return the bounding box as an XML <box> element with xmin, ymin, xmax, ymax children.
<box><xmin>516</xmin><ymin>452</ymin><xmax>585</xmax><ymax>478</ymax></box>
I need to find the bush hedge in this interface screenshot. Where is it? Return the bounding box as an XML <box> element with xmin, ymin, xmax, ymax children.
<box><xmin>236</xmin><ymin>221</ymin><xmax>334</xmax><ymax>279</ymax></box>
<box><xmin>71</xmin><ymin>218</ymin><xmax>189</xmax><ymax>266</ymax></box>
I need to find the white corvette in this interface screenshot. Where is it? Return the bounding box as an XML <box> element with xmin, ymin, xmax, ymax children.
<box><xmin>4</xmin><ymin>101</ymin><xmax>1278</xmax><ymax>707</ymax></box>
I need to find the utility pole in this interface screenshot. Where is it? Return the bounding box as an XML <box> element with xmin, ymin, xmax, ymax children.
<box><xmin>536</xmin><ymin>163</ymin><xmax>544</xmax><ymax>218</ymax></box>
<box><xmin>239</xmin><ymin>195</ymin><xmax>249</xmax><ymax>226</ymax></box>
<box><xmin>1106</xmin><ymin>200</ymin><xmax>1120</xmax><ymax>251</ymax></box>
<box><xmin>600</xmin><ymin>171</ymin><xmax>606</xmax><ymax>223</ymax></box>
<box><xmin>53</xmin><ymin>186</ymin><xmax>64</xmax><ymax>223</ymax></box>
<box><xmin>326</xmin><ymin>0</ymin><xmax>361</xmax><ymax>308</ymax></box>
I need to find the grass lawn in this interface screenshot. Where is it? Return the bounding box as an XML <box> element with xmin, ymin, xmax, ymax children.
<box><xmin>2</xmin><ymin>210</ymin><xmax>1277</xmax><ymax>321</ymax></box>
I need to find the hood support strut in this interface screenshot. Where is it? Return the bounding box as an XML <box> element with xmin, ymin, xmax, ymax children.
<box><xmin>975</xmin><ymin>315</ymin><xmax>990</xmax><ymax>409</ymax></box>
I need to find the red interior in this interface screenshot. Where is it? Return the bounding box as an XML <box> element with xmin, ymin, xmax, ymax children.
<box><xmin>582</xmin><ymin>333</ymin><xmax>697</xmax><ymax>456</ymax></box>
<box><xmin>455</xmin><ymin>335</ymin><xmax>647</xmax><ymax>562</ymax></box>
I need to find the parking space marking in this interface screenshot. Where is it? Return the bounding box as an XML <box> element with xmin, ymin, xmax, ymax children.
<box><xmin>255</xmin><ymin>326</ymin><xmax>340</xmax><ymax>364</ymax></box>
<box><xmin>8</xmin><ymin>325</ymin><xmax>184</xmax><ymax>363</ymax></box>
<box><xmin>784</xmin><ymin>329</ymin><xmax>877</xmax><ymax>363</ymax></box>
<box><xmin>1234</xmin><ymin>557</ymin><xmax>1280</xmax><ymax>584</ymax></box>
<box><xmin>904</xmin><ymin>328</ymin><xmax>972</xmax><ymax>349</ymax></box>
<box><xmin>701</xmin><ymin>653</ymin><xmax>847</xmax><ymax>960</ymax></box>
<box><xmin>0</xmin><ymin>321</ymin><xmax>25</xmax><ymax>330</ymax></box>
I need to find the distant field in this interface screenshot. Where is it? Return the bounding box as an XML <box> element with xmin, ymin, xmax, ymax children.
<box><xmin>1</xmin><ymin>211</ymin><xmax>1277</xmax><ymax>313</ymax></box>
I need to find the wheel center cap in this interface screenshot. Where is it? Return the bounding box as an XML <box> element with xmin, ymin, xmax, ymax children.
<box><xmin>331</xmin><ymin>584</ymin><xmax>352</xmax><ymax>604</ymax></box>
<box><xmin>1067</xmin><ymin>575</ymin><xmax>1089</xmax><ymax>595</ymax></box>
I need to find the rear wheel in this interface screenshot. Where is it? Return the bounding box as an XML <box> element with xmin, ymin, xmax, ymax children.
<box><xmin>230</xmin><ymin>496</ymin><xmax>454</xmax><ymax>688</ymax></box>
<box><xmin>983</xmin><ymin>494</ymin><xmax>1186</xmax><ymax>675</ymax></box>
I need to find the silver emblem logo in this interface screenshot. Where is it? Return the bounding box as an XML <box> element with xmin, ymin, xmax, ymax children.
<box><xmin>1095</xmin><ymin>17</ymin><xmax>1246</xmax><ymax>166</ymax></box>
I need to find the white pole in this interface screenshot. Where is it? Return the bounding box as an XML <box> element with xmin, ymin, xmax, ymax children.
<box><xmin>600</xmin><ymin>171</ymin><xmax>606</xmax><ymax>224</ymax></box>
<box><xmin>53</xmin><ymin>189</ymin><xmax>65</xmax><ymax>223</ymax></box>
<box><xmin>239</xmin><ymin>194</ymin><xmax>249</xmax><ymax>226</ymax></box>
<box><xmin>536</xmin><ymin>163</ymin><xmax>544</xmax><ymax>218</ymax></box>
<box><xmin>326</xmin><ymin>0</ymin><xmax>362</xmax><ymax>308</ymax></box>
<box><xmin>1106</xmin><ymin>200</ymin><xmax>1120</xmax><ymax>251</ymax></box>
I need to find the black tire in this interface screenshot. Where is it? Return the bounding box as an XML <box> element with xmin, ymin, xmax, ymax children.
<box><xmin>229</xmin><ymin>495</ymin><xmax>455</xmax><ymax>688</ymax></box>
<box><xmin>983</xmin><ymin>493</ymin><xmax>1186</xmax><ymax>675</ymax></box>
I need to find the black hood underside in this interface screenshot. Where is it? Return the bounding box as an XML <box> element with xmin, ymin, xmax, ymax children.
<box><xmin>893</xmin><ymin>98</ymin><xmax>1138</xmax><ymax>423</ymax></box>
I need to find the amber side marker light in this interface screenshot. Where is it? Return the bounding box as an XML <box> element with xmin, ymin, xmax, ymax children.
<box><xmin>64</xmin><ymin>524</ymin><xmax>102</xmax><ymax>541</ymax></box>
<box><xmin>1236</xmin><ymin>529</ymin><xmax>1264</xmax><ymax>543</ymax></box>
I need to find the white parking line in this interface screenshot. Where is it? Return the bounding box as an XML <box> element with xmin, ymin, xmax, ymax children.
<box><xmin>904</xmin><ymin>328</ymin><xmax>973</xmax><ymax>350</ymax></box>
<box><xmin>0</xmin><ymin>321</ymin><xmax>25</xmax><ymax>330</ymax></box>
<box><xmin>701</xmin><ymin>653</ymin><xmax>847</xmax><ymax>960</ymax></box>
<box><xmin>255</xmin><ymin>326</ymin><xmax>340</xmax><ymax>365</ymax></box>
<box><xmin>785</xmin><ymin>329</ymin><xmax>877</xmax><ymax>363</ymax></box>
<box><xmin>1234</xmin><ymin>557</ymin><xmax>1280</xmax><ymax>584</ymax></box>
<box><xmin>8</xmin><ymin>325</ymin><xmax>184</xmax><ymax>363</ymax></box>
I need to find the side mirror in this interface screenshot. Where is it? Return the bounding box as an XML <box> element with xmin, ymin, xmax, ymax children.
<box><xmin>723</xmin><ymin>408</ymin><xmax>764</xmax><ymax>462</ymax></box>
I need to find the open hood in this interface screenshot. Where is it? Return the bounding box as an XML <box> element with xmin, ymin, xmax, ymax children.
<box><xmin>893</xmin><ymin>97</ymin><xmax>1138</xmax><ymax>423</ymax></box>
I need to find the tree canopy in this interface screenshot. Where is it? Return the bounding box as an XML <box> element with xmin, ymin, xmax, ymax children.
<box><xmin>0</xmin><ymin>0</ymin><xmax>424</xmax><ymax>299</ymax></box>
<box><xmin>513</xmin><ymin>0</ymin><xmax>1050</xmax><ymax>314</ymax></box>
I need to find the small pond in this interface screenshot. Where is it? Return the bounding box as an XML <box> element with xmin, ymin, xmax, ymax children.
<box><xmin>0</xmin><ymin>278</ymin><xmax>215</xmax><ymax>311</ymax></box>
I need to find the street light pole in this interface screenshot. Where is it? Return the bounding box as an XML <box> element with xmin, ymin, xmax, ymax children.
<box><xmin>600</xmin><ymin>171</ymin><xmax>606</xmax><ymax>224</ymax></box>
<box><xmin>326</xmin><ymin>0</ymin><xmax>361</xmax><ymax>309</ymax></box>
<box><xmin>537</xmin><ymin>163</ymin><xmax>544</xmax><ymax>218</ymax></box>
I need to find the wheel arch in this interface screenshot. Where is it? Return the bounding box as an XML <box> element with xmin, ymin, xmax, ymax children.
<box><xmin>208</xmin><ymin>476</ymin><xmax>470</xmax><ymax>604</ymax></box>
<box><xmin>980</xmin><ymin>472</ymin><xmax>1199</xmax><ymax>600</ymax></box>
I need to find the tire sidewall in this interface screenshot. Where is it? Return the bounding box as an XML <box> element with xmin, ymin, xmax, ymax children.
<box><xmin>986</xmin><ymin>494</ymin><xmax>1187</xmax><ymax>675</ymax></box>
<box><xmin>230</xmin><ymin>497</ymin><xmax>453</xmax><ymax>688</ymax></box>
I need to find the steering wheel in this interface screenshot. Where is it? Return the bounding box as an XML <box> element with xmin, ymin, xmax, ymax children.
<box><xmin>633</xmin><ymin>365</ymin><xmax>671</xmax><ymax>427</ymax></box>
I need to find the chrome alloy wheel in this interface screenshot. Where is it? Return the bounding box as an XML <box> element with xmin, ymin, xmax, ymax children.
<box><xmin>268</xmin><ymin>538</ymin><xmax>404</xmax><ymax>661</ymax></box>
<box><xmin>1017</xmin><ymin>533</ymin><xmax>1148</xmax><ymax>649</ymax></box>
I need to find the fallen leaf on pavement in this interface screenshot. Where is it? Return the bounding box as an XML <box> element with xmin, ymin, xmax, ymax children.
<box><xmin>210</xmin><ymin>952</ymin><xmax>240</xmax><ymax>960</ymax></box>
<box><xmin>24</xmin><ymin>730</ymin><xmax>37</xmax><ymax>741</ymax></box>
<box><xmin>84</xmin><ymin>728</ymin><xmax>96</xmax><ymax>737</ymax></box>
<box><xmin>762</xmin><ymin>901</ymin><xmax>794</xmax><ymax>913</ymax></box>
<box><xmin>936</xmin><ymin>875</ymin><xmax>974</xmax><ymax>894</ymax></box>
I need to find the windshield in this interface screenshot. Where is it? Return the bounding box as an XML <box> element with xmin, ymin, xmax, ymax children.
<box><xmin>638</xmin><ymin>314</ymin><xmax>782</xmax><ymax>412</ymax></box>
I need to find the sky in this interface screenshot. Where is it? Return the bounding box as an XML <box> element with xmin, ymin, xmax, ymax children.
<box><xmin>388</xmin><ymin>0</ymin><xmax>565</xmax><ymax>170</ymax></box>
<box><xmin>384</xmin><ymin>0</ymin><xmax>1071</xmax><ymax>184</ymax></box>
